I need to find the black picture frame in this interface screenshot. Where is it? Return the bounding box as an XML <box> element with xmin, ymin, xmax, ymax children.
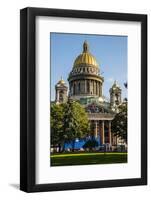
<box><xmin>20</xmin><ymin>7</ymin><xmax>147</xmax><ymax>192</ymax></box>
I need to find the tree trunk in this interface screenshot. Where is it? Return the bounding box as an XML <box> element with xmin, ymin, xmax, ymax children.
<box><xmin>61</xmin><ymin>142</ymin><xmax>65</xmax><ymax>152</ymax></box>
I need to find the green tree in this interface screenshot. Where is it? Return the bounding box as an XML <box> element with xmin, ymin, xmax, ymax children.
<box><xmin>51</xmin><ymin>103</ymin><xmax>65</xmax><ymax>152</ymax></box>
<box><xmin>63</xmin><ymin>100</ymin><xmax>90</xmax><ymax>151</ymax></box>
<box><xmin>112</xmin><ymin>103</ymin><xmax>127</xmax><ymax>143</ymax></box>
<box><xmin>51</xmin><ymin>100</ymin><xmax>90</xmax><ymax>152</ymax></box>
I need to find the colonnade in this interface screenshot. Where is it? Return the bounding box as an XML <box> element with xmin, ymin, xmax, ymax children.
<box><xmin>92</xmin><ymin>120</ymin><xmax>112</xmax><ymax>145</ymax></box>
<box><xmin>70</xmin><ymin>79</ymin><xmax>102</xmax><ymax>96</ymax></box>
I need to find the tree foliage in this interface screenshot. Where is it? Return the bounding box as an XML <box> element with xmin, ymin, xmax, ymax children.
<box><xmin>111</xmin><ymin>103</ymin><xmax>127</xmax><ymax>143</ymax></box>
<box><xmin>51</xmin><ymin>103</ymin><xmax>65</xmax><ymax>151</ymax></box>
<box><xmin>63</xmin><ymin>100</ymin><xmax>90</xmax><ymax>141</ymax></box>
<box><xmin>51</xmin><ymin>100</ymin><xmax>90</xmax><ymax>151</ymax></box>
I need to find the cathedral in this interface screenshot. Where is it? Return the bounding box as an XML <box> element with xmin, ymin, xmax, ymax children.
<box><xmin>54</xmin><ymin>41</ymin><xmax>125</xmax><ymax>150</ymax></box>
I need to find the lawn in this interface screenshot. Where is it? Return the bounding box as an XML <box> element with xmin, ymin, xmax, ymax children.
<box><xmin>50</xmin><ymin>152</ymin><xmax>127</xmax><ymax>166</ymax></box>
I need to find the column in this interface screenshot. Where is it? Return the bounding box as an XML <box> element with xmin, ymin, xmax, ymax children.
<box><xmin>95</xmin><ymin>121</ymin><xmax>98</xmax><ymax>138</ymax></box>
<box><xmin>81</xmin><ymin>80</ymin><xmax>84</xmax><ymax>94</ymax></box>
<box><xmin>96</xmin><ymin>81</ymin><xmax>97</xmax><ymax>95</ymax></box>
<box><xmin>94</xmin><ymin>81</ymin><xmax>96</xmax><ymax>94</ymax></box>
<box><xmin>108</xmin><ymin>121</ymin><xmax>112</xmax><ymax>145</ymax></box>
<box><xmin>74</xmin><ymin>81</ymin><xmax>77</xmax><ymax>95</ymax></box>
<box><xmin>70</xmin><ymin>82</ymin><xmax>72</xmax><ymax>96</ymax></box>
<box><xmin>97</xmin><ymin>82</ymin><xmax>100</xmax><ymax>96</ymax></box>
<box><xmin>100</xmin><ymin>83</ymin><xmax>102</xmax><ymax>96</ymax></box>
<box><xmin>87</xmin><ymin>80</ymin><xmax>90</xmax><ymax>94</ymax></box>
<box><xmin>78</xmin><ymin>81</ymin><xmax>81</xmax><ymax>94</ymax></box>
<box><xmin>99</xmin><ymin>82</ymin><xmax>101</xmax><ymax>97</ymax></box>
<box><xmin>85</xmin><ymin>80</ymin><xmax>87</xmax><ymax>94</ymax></box>
<box><xmin>99</xmin><ymin>121</ymin><xmax>102</xmax><ymax>144</ymax></box>
<box><xmin>101</xmin><ymin>120</ymin><xmax>105</xmax><ymax>144</ymax></box>
<box><xmin>92</xmin><ymin>80</ymin><xmax>94</xmax><ymax>94</ymax></box>
<box><xmin>73</xmin><ymin>83</ymin><xmax>75</xmax><ymax>95</ymax></box>
<box><xmin>90</xmin><ymin>80</ymin><xmax>93</xmax><ymax>94</ymax></box>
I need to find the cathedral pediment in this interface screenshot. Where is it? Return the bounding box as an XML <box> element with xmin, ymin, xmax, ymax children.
<box><xmin>85</xmin><ymin>102</ymin><xmax>113</xmax><ymax>114</ymax></box>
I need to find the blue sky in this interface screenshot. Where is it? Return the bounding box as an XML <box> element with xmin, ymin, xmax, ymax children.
<box><xmin>50</xmin><ymin>33</ymin><xmax>127</xmax><ymax>101</ymax></box>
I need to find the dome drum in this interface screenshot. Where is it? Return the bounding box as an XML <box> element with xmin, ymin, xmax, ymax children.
<box><xmin>69</xmin><ymin>79</ymin><xmax>103</xmax><ymax>98</ymax></box>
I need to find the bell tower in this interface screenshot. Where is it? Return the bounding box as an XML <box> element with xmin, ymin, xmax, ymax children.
<box><xmin>55</xmin><ymin>77</ymin><xmax>68</xmax><ymax>104</ymax></box>
<box><xmin>109</xmin><ymin>81</ymin><xmax>122</xmax><ymax>108</ymax></box>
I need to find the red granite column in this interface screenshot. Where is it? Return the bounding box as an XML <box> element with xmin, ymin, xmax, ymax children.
<box><xmin>108</xmin><ymin>121</ymin><xmax>112</xmax><ymax>145</ymax></box>
<box><xmin>101</xmin><ymin>120</ymin><xmax>105</xmax><ymax>144</ymax></box>
<box><xmin>99</xmin><ymin>121</ymin><xmax>102</xmax><ymax>144</ymax></box>
<box><xmin>95</xmin><ymin>121</ymin><xmax>98</xmax><ymax>138</ymax></box>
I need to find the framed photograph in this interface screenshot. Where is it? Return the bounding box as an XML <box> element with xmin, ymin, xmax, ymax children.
<box><xmin>20</xmin><ymin>7</ymin><xmax>147</xmax><ymax>192</ymax></box>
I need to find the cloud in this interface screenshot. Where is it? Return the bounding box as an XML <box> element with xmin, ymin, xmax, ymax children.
<box><xmin>106</xmin><ymin>77</ymin><xmax>114</xmax><ymax>83</ymax></box>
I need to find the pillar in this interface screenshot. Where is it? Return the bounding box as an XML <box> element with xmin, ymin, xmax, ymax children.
<box><xmin>95</xmin><ymin>121</ymin><xmax>98</xmax><ymax>138</ymax></box>
<box><xmin>108</xmin><ymin>121</ymin><xmax>112</xmax><ymax>145</ymax></box>
<box><xmin>81</xmin><ymin>80</ymin><xmax>84</xmax><ymax>94</ymax></box>
<box><xmin>94</xmin><ymin>81</ymin><xmax>96</xmax><ymax>94</ymax></box>
<box><xmin>97</xmin><ymin>81</ymin><xmax>100</xmax><ymax>96</ymax></box>
<box><xmin>87</xmin><ymin>80</ymin><xmax>90</xmax><ymax>94</ymax></box>
<box><xmin>73</xmin><ymin>82</ymin><xmax>76</xmax><ymax>95</ymax></box>
<box><xmin>93</xmin><ymin>80</ymin><xmax>95</xmax><ymax>94</ymax></box>
<box><xmin>96</xmin><ymin>81</ymin><xmax>97</xmax><ymax>95</ymax></box>
<box><xmin>99</xmin><ymin>121</ymin><xmax>101</xmax><ymax>144</ymax></box>
<box><xmin>99</xmin><ymin>82</ymin><xmax>101</xmax><ymax>96</ymax></box>
<box><xmin>100</xmin><ymin>83</ymin><xmax>102</xmax><ymax>96</ymax></box>
<box><xmin>90</xmin><ymin>80</ymin><xmax>93</xmax><ymax>95</ymax></box>
<box><xmin>101</xmin><ymin>120</ymin><xmax>105</xmax><ymax>144</ymax></box>
<box><xmin>74</xmin><ymin>81</ymin><xmax>77</xmax><ymax>95</ymax></box>
<box><xmin>85</xmin><ymin>80</ymin><xmax>87</xmax><ymax>94</ymax></box>
<box><xmin>78</xmin><ymin>81</ymin><xmax>80</xmax><ymax>94</ymax></box>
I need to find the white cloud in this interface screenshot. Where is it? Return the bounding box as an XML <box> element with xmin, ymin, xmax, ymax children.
<box><xmin>106</xmin><ymin>77</ymin><xmax>114</xmax><ymax>83</ymax></box>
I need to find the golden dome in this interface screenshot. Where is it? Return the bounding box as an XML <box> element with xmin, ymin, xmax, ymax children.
<box><xmin>73</xmin><ymin>41</ymin><xmax>99</xmax><ymax>68</ymax></box>
<box><xmin>57</xmin><ymin>77</ymin><xmax>66</xmax><ymax>85</ymax></box>
<box><xmin>58</xmin><ymin>80</ymin><xmax>65</xmax><ymax>84</ymax></box>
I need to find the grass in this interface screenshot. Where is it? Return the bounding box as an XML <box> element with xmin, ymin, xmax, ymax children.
<box><xmin>50</xmin><ymin>152</ymin><xmax>127</xmax><ymax>166</ymax></box>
